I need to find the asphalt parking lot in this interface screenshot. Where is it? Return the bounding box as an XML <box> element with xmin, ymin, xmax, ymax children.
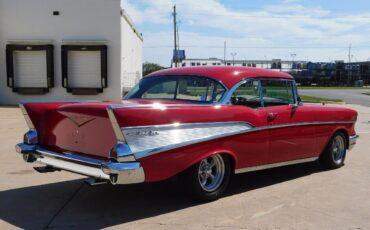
<box><xmin>300</xmin><ymin>89</ymin><xmax>370</xmax><ymax>107</ymax></box>
<box><xmin>1</xmin><ymin>104</ymin><xmax>370</xmax><ymax>230</ymax></box>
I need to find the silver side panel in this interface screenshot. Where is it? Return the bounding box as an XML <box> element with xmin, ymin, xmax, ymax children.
<box><xmin>122</xmin><ymin>122</ymin><xmax>253</xmax><ymax>159</ymax></box>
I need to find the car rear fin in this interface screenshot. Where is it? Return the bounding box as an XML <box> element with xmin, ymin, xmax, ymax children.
<box><xmin>107</xmin><ymin>106</ymin><xmax>126</xmax><ymax>142</ymax></box>
<box><xmin>19</xmin><ymin>103</ymin><xmax>35</xmax><ymax>129</ymax></box>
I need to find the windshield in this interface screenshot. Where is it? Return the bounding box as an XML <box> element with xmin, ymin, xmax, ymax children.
<box><xmin>125</xmin><ymin>75</ymin><xmax>226</xmax><ymax>103</ymax></box>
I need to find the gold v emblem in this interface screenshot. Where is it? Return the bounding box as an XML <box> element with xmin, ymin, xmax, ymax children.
<box><xmin>67</xmin><ymin>114</ymin><xmax>96</xmax><ymax>127</ymax></box>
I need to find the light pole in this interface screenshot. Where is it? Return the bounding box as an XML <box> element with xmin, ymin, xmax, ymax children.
<box><xmin>230</xmin><ymin>52</ymin><xmax>237</xmax><ymax>66</ymax></box>
<box><xmin>264</xmin><ymin>55</ymin><xmax>268</xmax><ymax>69</ymax></box>
<box><xmin>290</xmin><ymin>53</ymin><xmax>296</xmax><ymax>71</ymax></box>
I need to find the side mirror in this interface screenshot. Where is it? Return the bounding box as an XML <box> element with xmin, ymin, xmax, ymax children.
<box><xmin>297</xmin><ymin>96</ymin><xmax>302</xmax><ymax>105</ymax></box>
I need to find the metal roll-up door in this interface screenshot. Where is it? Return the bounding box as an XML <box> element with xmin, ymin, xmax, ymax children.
<box><xmin>13</xmin><ymin>50</ymin><xmax>48</xmax><ymax>88</ymax></box>
<box><xmin>67</xmin><ymin>51</ymin><xmax>102</xmax><ymax>88</ymax></box>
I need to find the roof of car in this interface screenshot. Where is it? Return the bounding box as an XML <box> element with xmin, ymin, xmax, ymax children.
<box><xmin>146</xmin><ymin>66</ymin><xmax>294</xmax><ymax>89</ymax></box>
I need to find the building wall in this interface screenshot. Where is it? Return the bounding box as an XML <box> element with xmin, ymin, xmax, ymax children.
<box><xmin>120</xmin><ymin>12</ymin><xmax>143</xmax><ymax>92</ymax></box>
<box><xmin>0</xmin><ymin>0</ymin><xmax>141</xmax><ymax>105</ymax></box>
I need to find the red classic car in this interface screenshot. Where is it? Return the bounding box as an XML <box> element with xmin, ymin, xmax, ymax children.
<box><xmin>16</xmin><ymin>67</ymin><xmax>359</xmax><ymax>201</ymax></box>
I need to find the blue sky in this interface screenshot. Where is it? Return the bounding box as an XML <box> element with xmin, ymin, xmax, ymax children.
<box><xmin>122</xmin><ymin>0</ymin><xmax>370</xmax><ymax>66</ymax></box>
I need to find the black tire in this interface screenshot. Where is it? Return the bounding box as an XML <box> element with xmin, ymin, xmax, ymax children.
<box><xmin>319</xmin><ymin>131</ymin><xmax>347</xmax><ymax>169</ymax></box>
<box><xmin>183</xmin><ymin>154</ymin><xmax>231</xmax><ymax>202</ymax></box>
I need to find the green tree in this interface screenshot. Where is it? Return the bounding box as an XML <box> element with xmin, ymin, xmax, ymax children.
<box><xmin>143</xmin><ymin>62</ymin><xmax>165</xmax><ymax>76</ymax></box>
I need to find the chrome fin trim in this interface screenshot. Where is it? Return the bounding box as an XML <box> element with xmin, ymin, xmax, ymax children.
<box><xmin>19</xmin><ymin>103</ymin><xmax>35</xmax><ymax>129</ymax></box>
<box><xmin>235</xmin><ymin>157</ymin><xmax>318</xmax><ymax>174</ymax></box>
<box><xmin>107</xmin><ymin>106</ymin><xmax>126</xmax><ymax>142</ymax></box>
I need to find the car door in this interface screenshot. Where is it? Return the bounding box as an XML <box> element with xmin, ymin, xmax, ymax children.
<box><xmin>229</xmin><ymin>80</ymin><xmax>270</xmax><ymax>168</ymax></box>
<box><xmin>259</xmin><ymin>79</ymin><xmax>316</xmax><ymax>163</ymax></box>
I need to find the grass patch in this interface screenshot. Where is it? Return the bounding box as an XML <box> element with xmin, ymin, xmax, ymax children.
<box><xmin>298</xmin><ymin>86</ymin><xmax>367</xmax><ymax>90</ymax></box>
<box><xmin>300</xmin><ymin>95</ymin><xmax>344</xmax><ymax>103</ymax></box>
<box><xmin>363</xmin><ymin>92</ymin><xmax>370</xmax><ymax>96</ymax></box>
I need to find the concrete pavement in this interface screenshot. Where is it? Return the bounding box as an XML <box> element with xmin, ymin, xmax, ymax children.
<box><xmin>0</xmin><ymin>105</ymin><xmax>370</xmax><ymax>230</ymax></box>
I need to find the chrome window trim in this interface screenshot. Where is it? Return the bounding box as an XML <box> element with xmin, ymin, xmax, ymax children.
<box><xmin>220</xmin><ymin>77</ymin><xmax>298</xmax><ymax>107</ymax></box>
<box><xmin>125</xmin><ymin>74</ymin><xmax>229</xmax><ymax>103</ymax></box>
<box><xmin>235</xmin><ymin>157</ymin><xmax>318</xmax><ymax>174</ymax></box>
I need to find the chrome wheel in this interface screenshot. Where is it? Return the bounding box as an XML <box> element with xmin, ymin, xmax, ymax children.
<box><xmin>332</xmin><ymin>135</ymin><xmax>346</xmax><ymax>164</ymax></box>
<box><xmin>198</xmin><ymin>155</ymin><xmax>225</xmax><ymax>192</ymax></box>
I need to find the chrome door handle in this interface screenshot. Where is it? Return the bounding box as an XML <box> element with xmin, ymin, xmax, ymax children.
<box><xmin>268</xmin><ymin>112</ymin><xmax>278</xmax><ymax>122</ymax></box>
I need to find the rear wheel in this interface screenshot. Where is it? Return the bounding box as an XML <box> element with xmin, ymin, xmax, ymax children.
<box><xmin>183</xmin><ymin>154</ymin><xmax>231</xmax><ymax>201</ymax></box>
<box><xmin>319</xmin><ymin>131</ymin><xmax>347</xmax><ymax>169</ymax></box>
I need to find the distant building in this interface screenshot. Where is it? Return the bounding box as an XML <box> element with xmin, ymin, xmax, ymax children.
<box><xmin>0</xmin><ymin>0</ymin><xmax>143</xmax><ymax>105</ymax></box>
<box><xmin>175</xmin><ymin>57</ymin><xmax>369</xmax><ymax>86</ymax></box>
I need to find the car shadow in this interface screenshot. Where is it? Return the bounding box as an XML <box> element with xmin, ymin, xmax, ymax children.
<box><xmin>0</xmin><ymin>161</ymin><xmax>323</xmax><ymax>229</ymax></box>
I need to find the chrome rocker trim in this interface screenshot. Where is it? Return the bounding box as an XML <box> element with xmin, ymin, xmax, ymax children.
<box><xmin>15</xmin><ymin>143</ymin><xmax>145</xmax><ymax>185</ymax></box>
<box><xmin>349</xmin><ymin>134</ymin><xmax>359</xmax><ymax>150</ymax></box>
<box><xmin>235</xmin><ymin>157</ymin><xmax>318</xmax><ymax>174</ymax></box>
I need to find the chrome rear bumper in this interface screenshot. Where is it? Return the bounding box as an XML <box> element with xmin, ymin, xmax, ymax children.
<box><xmin>349</xmin><ymin>134</ymin><xmax>359</xmax><ymax>150</ymax></box>
<box><xmin>15</xmin><ymin>143</ymin><xmax>145</xmax><ymax>184</ymax></box>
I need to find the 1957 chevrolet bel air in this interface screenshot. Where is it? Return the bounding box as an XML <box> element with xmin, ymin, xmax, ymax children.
<box><xmin>16</xmin><ymin>67</ymin><xmax>359</xmax><ymax>201</ymax></box>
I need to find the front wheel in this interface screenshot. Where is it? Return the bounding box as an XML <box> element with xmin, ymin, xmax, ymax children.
<box><xmin>319</xmin><ymin>132</ymin><xmax>347</xmax><ymax>169</ymax></box>
<box><xmin>183</xmin><ymin>154</ymin><xmax>231</xmax><ymax>201</ymax></box>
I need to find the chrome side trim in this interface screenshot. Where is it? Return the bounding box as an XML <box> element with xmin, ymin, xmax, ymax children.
<box><xmin>349</xmin><ymin>134</ymin><xmax>359</xmax><ymax>150</ymax></box>
<box><xmin>123</xmin><ymin>120</ymin><xmax>354</xmax><ymax>159</ymax></box>
<box><xmin>108</xmin><ymin>103</ymin><xmax>220</xmax><ymax>110</ymax></box>
<box><xmin>235</xmin><ymin>157</ymin><xmax>318</xmax><ymax>174</ymax></box>
<box><xmin>122</xmin><ymin>122</ymin><xmax>253</xmax><ymax>159</ymax></box>
<box><xmin>15</xmin><ymin>143</ymin><xmax>145</xmax><ymax>184</ymax></box>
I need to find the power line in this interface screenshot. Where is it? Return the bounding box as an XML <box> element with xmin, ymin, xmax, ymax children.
<box><xmin>129</xmin><ymin>12</ymin><xmax>370</xmax><ymax>20</ymax></box>
<box><xmin>143</xmin><ymin>45</ymin><xmax>370</xmax><ymax>49</ymax></box>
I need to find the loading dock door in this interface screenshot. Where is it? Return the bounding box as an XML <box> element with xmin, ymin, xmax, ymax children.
<box><xmin>62</xmin><ymin>45</ymin><xmax>107</xmax><ymax>95</ymax></box>
<box><xmin>6</xmin><ymin>44</ymin><xmax>54</xmax><ymax>94</ymax></box>
<box><xmin>13</xmin><ymin>50</ymin><xmax>48</xmax><ymax>88</ymax></box>
<box><xmin>68</xmin><ymin>51</ymin><xmax>101</xmax><ymax>88</ymax></box>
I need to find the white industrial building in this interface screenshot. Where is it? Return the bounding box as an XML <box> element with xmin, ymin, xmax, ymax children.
<box><xmin>0</xmin><ymin>0</ymin><xmax>143</xmax><ymax>105</ymax></box>
<box><xmin>179</xmin><ymin>58</ymin><xmax>306</xmax><ymax>73</ymax></box>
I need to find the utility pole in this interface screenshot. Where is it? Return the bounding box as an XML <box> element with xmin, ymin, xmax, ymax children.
<box><xmin>230</xmin><ymin>52</ymin><xmax>237</xmax><ymax>66</ymax></box>
<box><xmin>223</xmin><ymin>41</ymin><xmax>226</xmax><ymax>65</ymax></box>
<box><xmin>348</xmin><ymin>44</ymin><xmax>352</xmax><ymax>84</ymax></box>
<box><xmin>173</xmin><ymin>5</ymin><xmax>178</xmax><ymax>68</ymax></box>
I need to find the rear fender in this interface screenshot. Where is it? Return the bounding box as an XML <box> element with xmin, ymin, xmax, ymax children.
<box><xmin>188</xmin><ymin>149</ymin><xmax>238</xmax><ymax>173</ymax></box>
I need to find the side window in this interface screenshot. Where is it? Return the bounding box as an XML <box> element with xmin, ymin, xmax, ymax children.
<box><xmin>231</xmin><ymin>80</ymin><xmax>262</xmax><ymax>108</ymax></box>
<box><xmin>176</xmin><ymin>78</ymin><xmax>225</xmax><ymax>102</ymax></box>
<box><xmin>143</xmin><ymin>80</ymin><xmax>176</xmax><ymax>99</ymax></box>
<box><xmin>261</xmin><ymin>80</ymin><xmax>295</xmax><ymax>107</ymax></box>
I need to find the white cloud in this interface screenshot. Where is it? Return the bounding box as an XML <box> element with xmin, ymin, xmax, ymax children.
<box><xmin>122</xmin><ymin>0</ymin><xmax>370</xmax><ymax>66</ymax></box>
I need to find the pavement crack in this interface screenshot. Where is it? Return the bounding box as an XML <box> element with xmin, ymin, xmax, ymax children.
<box><xmin>42</xmin><ymin>182</ymin><xmax>85</xmax><ymax>230</ymax></box>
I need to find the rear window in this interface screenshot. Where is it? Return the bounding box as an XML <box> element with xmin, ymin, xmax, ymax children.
<box><xmin>125</xmin><ymin>76</ymin><xmax>226</xmax><ymax>103</ymax></box>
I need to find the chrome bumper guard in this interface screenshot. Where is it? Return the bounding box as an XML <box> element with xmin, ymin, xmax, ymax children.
<box><xmin>349</xmin><ymin>134</ymin><xmax>359</xmax><ymax>150</ymax></box>
<box><xmin>15</xmin><ymin>143</ymin><xmax>145</xmax><ymax>185</ymax></box>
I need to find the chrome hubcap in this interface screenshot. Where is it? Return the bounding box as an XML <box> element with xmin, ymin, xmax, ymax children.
<box><xmin>198</xmin><ymin>155</ymin><xmax>225</xmax><ymax>192</ymax></box>
<box><xmin>332</xmin><ymin>135</ymin><xmax>345</xmax><ymax>164</ymax></box>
